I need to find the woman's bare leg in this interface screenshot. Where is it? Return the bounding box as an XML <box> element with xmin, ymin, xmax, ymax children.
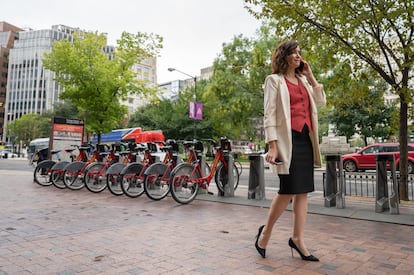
<box><xmin>291</xmin><ymin>193</ymin><xmax>311</xmax><ymax>255</ymax></box>
<box><xmin>258</xmin><ymin>193</ymin><xmax>293</xmax><ymax>248</ymax></box>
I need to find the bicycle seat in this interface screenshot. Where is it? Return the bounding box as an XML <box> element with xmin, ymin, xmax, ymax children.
<box><xmin>50</xmin><ymin>150</ymin><xmax>61</xmax><ymax>155</ymax></box>
<box><xmin>65</xmin><ymin>148</ymin><xmax>76</xmax><ymax>153</ymax></box>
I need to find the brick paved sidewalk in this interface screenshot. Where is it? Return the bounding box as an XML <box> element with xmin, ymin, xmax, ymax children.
<box><xmin>0</xmin><ymin>170</ymin><xmax>413</xmax><ymax>274</ymax></box>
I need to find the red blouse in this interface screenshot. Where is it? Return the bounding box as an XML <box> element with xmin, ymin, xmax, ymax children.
<box><xmin>285</xmin><ymin>77</ymin><xmax>313</xmax><ymax>133</ymax></box>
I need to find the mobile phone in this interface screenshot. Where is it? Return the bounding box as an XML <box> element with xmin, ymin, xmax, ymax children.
<box><xmin>274</xmin><ymin>158</ymin><xmax>283</xmax><ymax>165</ymax></box>
<box><xmin>298</xmin><ymin>61</ymin><xmax>305</xmax><ymax>72</ymax></box>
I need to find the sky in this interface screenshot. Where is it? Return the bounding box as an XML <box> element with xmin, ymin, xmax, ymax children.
<box><xmin>3</xmin><ymin>0</ymin><xmax>261</xmax><ymax>83</ymax></box>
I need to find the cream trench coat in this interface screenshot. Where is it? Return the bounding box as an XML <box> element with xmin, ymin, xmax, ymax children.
<box><xmin>263</xmin><ymin>74</ymin><xmax>326</xmax><ymax>174</ymax></box>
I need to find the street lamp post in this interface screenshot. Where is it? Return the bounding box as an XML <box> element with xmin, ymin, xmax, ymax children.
<box><xmin>168</xmin><ymin>68</ymin><xmax>198</xmax><ymax>140</ymax></box>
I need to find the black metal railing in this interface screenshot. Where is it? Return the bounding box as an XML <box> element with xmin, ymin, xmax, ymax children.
<box><xmin>323</xmin><ymin>171</ymin><xmax>414</xmax><ymax>200</ymax></box>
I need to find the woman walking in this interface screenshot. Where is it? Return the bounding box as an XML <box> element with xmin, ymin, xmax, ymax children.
<box><xmin>255</xmin><ymin>40</ymin><xmax>326</xmax><ymax>261</ymax></box>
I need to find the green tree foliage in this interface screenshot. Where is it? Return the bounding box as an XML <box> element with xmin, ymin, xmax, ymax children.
<box><xmin>8</xmin><ymin>101</ymin><xmax>82</xmax><ymax>147</ymax></box>
<box><xmin>326</xmin><ymin>64</ymin><xmax>396</xmax><ymax>145</ymax></box>
<box><xmin>43</xmin><ymin>31</ymin><xmax>162</xmax><ymax>143</ymax></box>
<box><xmin>203</xmin><ymin>29</ymin><xmax>276</xmax><ymax>139</ymax></box>
<box><xmin>52</xmin><ymin>100</ymin><xmax>79</xmax><ymax>119</ymax></box>
<box><xmin>7</xmin><ymin>114</ymin><xmax>50</xmax><ymax>146</ymax></box>
<box><xmin>244</xmin><ymin>0</ymin><xmax>414</xmax><ymax>199</ymax></box>
<box><xmin>128</xmin><ymin>80</ymin><xmax>217</xmax><ymax>140</ymax></box>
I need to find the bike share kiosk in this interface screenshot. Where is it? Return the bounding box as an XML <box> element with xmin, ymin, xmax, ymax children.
<box><xmin>247</xmin><ymin>153</ymin><xmax>265</xmax><ymax>200</ymax></box>
<box><xmin>218</xmin><ymin>138</ymin><xmax>234</xmax><ymax>197</ymax></box>
<box><xmin>324</xmin><ymin>154</ymin><xmax>345</xmax><ymax>208</ymax></box>
<box><xmin>375</xmin><ymin>154</ymin><xmax>399</xmax><ymax>214</ymax></box>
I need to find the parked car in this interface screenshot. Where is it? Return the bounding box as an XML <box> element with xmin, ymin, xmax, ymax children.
<box><xmin>342</xmin><ymin>143</ymin><xmax>414</xmax><ymax>173</ymax></box>
<box><xmin>232</xmin><ymin>145</ymin><xmax>253</xmax><ymax>158</ymax></box>
<box><xmin>0</xmin><ymin>150</ymin><xmax>18</xmax><ymax>159</ymax></box>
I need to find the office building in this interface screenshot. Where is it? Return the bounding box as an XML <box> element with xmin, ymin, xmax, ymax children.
<box><xmin>3</xmin><ymin>24</ymin><xmax>77</xmax><ymax>143</ymax></box>
<box><xmin>0</xmin><ymin>21</ymin><xmax>23</xmax><ymax>142</ymax></box>
<box><xmin>158</xmin><ymin>79</ymin><xmax>185</xmax><ymax>101</ymax></box>
<box><xmin>2</xmin><ymin>24</ymin><xmax>157</xmax><ymax>142</ymax></box>
<box><xmin>126</xmin><ymin>56</ymin><xmax>157</xmax><ymax>112</ymax></box>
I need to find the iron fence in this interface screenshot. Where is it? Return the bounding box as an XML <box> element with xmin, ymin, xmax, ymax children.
<box><xmin>323</xmin><ymin>171</ymin><xmax>414</xmax><ymax>201</ymax></box>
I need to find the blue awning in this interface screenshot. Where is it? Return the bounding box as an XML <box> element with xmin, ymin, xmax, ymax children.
<box><xmin>90</xmin><ymin>128</ymin><xmax>135</xmax><ymax>143</ymax></box>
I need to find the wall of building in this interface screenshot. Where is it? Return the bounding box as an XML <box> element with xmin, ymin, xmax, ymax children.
<box><xmin>0</xmin><ymin>22</ymin><xmax>23</xmax><ymax>142</ymax></box>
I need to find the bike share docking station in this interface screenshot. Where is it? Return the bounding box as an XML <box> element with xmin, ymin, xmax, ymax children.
<box><xmin>247</xmin><ymin>153</ymin><xmax>265</xmax><ymax>200</ymax></box>
<box><xmin>324</xmin><ymin>155</ymin><xmax>345</xmax><ymax>208</ymax></box>
<box><xmin>218</xmin><ymin>139</ymin><xmax>235</xmax><ymax>197</ymax></box>
<box><xmin>375</xmin><ymin>154</ymin><xmax>399</xmax><ymax>214</ymax></box>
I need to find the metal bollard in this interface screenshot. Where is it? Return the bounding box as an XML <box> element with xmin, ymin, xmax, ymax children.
<box><xmin>223</xmin><ymin>154</ymin><xmax>234</xmax><ymax>197</ymax></box>
<box><xmin>324</xmin><ymin>155</ymin><xmax>345</xmax><ymax>208</ymax></box>
<box><xmin>217</xmin><ymin>154</ymin><xmax>234</xmax><ymax>197</ymax></box>
<box><xmin>247</xmin><ymin>154</ymin><xmax>265</xmax><ymax>200</ymax></box>
<box><xmin>375</xmin><ymin>154</ymin><xmax>399</xmax><ymax>214</ymax></box>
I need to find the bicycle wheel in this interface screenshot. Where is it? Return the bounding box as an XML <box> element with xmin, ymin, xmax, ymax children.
<box><xmin>51</xmin><ymin>161</ymin><xmax>69</xmax><ymax>189</ymax></box>
<box><xmin>33</xmin><ymin>160</ymin><xmax>55</xmax><ymax>186</ymax></box>
<box><xmin>84</xmin><ymin>163</ymin><xmax>107</xmax><ymax>193</ymax></box>
<box><xmin>120</xmin><ymin>163</ymin><xmax>145</xmax><ymax>198</ymax></box>
<box><xmin>63</xmin><ymin>169</ymin><xmax>85</xmax><ymax>190</ymax></box>
<box><xmin>169</xmin><ymin>163</ymin><xmax>200</xmax><ymax>204</ymax></box>
<box><xmin>144</xmin><ymin>163</ymin><xmax>171</xmax><ymax>201</ymax></box>
<box><xmin>51</xmin><ymin>170</ymin><xmax>66</xmax><ymax>189</ymax></box>
<box><xmin>106</xmin><ymin>163</ymin><xmax>125</xmax><ymax>196</ymax></box>
<box><xmin>215</xmin><ymin>162</ymin><xmax>239</xmax><ymax>193</ymax></box>
<box><xmin>235</xmin><ymin>160</ymin><xmax>243</xmax><ymax>176</ymax></box>
<box><xmin>107</xmin><ymin>174</ymin><xmax>123</xmax><ymax>196</ymax></box>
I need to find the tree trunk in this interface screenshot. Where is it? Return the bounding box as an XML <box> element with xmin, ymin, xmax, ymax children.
<box><xmin>399</xmin><ymin>100</ymin><xmax>408</xmax><ymax>201</ymax></box>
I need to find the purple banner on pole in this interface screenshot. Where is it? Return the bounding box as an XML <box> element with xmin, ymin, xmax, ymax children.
<box><xmin>189</xmin><ymin>102</ymin><xmax>203</xmax><ymax>120</ymax></box>
<box><xmin>189</xmin><ymin>102</ymin><xmax>195</xmax><ymax>119</ymax></box>
<box><xmin>195</xmin><ymin>102</ymin><xmax>203</xmax><ymax>120</ymax></box>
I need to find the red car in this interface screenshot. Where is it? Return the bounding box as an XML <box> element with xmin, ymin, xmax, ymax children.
<box><xmin>342</xmin><ymin>143</ymin><xmax>414</xmax><ymax>173</ymax></box>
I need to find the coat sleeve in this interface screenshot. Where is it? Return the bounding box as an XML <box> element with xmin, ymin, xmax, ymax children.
<box><xmin>263</xmin><ymin>75</ymin><xmax>279</xmax><ymax>143</ymax></box>
<box><xmin>300</xmin><ymin>76</ymin><xmax>326</xmax><ymax>106</ymax></box>
<box><xmin>311</xmin><ymin>84</ymin><xmax>326</xmax><ymax>106</ymax></box>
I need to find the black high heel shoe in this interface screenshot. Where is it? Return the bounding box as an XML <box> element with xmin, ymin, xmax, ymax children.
<box><xmin>255</xmin><ymin>225</ymin><xmax>266</xmax><ymax>258</ymax></box>
<box><xmin>288</xmin><ymin>238</ymin><xmax>319</xmax><ymax>262</ymax></box>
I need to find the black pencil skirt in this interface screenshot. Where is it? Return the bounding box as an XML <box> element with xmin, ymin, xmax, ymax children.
<box><xmin>278</xmin><ymin>125</ymin><xmax>315</xmax><ymax>194</ymax></box>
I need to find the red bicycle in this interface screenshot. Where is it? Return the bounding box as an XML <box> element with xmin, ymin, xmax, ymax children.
<box><xmin>50</xmin><ymin>145</ymin><xmax>87</xmax><ymax>189</ymax></box>
<box><xmin>143</xmin><ymin>139</ymin><xmax>181</xmax><ymax>200</ymax></box>
<box><xmin>106</xmin><ymin>142</ymin><xmax>138</xmax><ymax>196</ymax></box>
<box><xmin>169</xmin><ymin>137</ymin><xmax>239</xmax><ymax>204</ymax></box>
<box><xmin>62</xmin><ymin>144</ymin><xmax>104</xmax><ymax>190</ymax></box>
<box><xmin>119</xmin><ymin>142</ymin><xmax>158</xmax><ymax>198</ymax></box>
<box><xmin>83</xmin><ymin>144</ymin><xmax>120</xmax><ymax>193</ymax></box>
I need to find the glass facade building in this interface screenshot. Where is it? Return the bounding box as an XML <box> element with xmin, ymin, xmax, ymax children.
<box><xmin>0</xmin><ymin>22</ymin><xmax>23</xmax><ymax>142</ymax></box>
<box><xmin>4</xmin><ymin>25</ymin><xmax>77</xmax><ymax>141</ymax></box>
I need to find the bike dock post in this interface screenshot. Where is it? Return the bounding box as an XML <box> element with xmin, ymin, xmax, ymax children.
<box><xmin>217</xmin><ymin>154</ymin><xmax>234</xmax><ymax>197</ymax></box>
<box><xmin>375</xmin><ymin>154</ymin><xmax>399</xmax><ymax>214</ymax></box>
<box><xmin>323</xmin><ymin>154</ymin><xmax>345</xmax><ymax>208</ymax></box>
<box><xmin>247</xmin><ymin>153</ymin><xmax>265</xmax><ymax>200</ymax></box>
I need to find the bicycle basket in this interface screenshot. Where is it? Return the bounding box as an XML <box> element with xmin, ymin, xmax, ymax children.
<box><xmin>96</xmin><ymin>144</ymin><xmax>106</xmax><ymax>153</ymax></box>
<box><xmin>195</xmin><ymin>141</ymin><xmax>204</xmax><ymax>153</ymax></box>
<box><xmin>112</xmin><ymin>143</ymin><xmax>123</xmax><ymax>152</ymax></box>
<box><xmin>167</xmin><ymin>139</ymin><xmax>179</xmax><ymax>152</ymax></box>
<box><xmin>220</xmin><ymin>138</ymin><xmax>231</xmax><ymax>151</ymax></box>
<box><xmin>147</xmin><ymin>142</ymin><xmax>158</xmax><ymax>153</ymax></box>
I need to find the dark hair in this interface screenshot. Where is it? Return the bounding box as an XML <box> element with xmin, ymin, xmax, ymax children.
<box><xmin>271</xmin><ymin>40</ymin><xmax>300</xmax><ymax>74</ymax></box>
